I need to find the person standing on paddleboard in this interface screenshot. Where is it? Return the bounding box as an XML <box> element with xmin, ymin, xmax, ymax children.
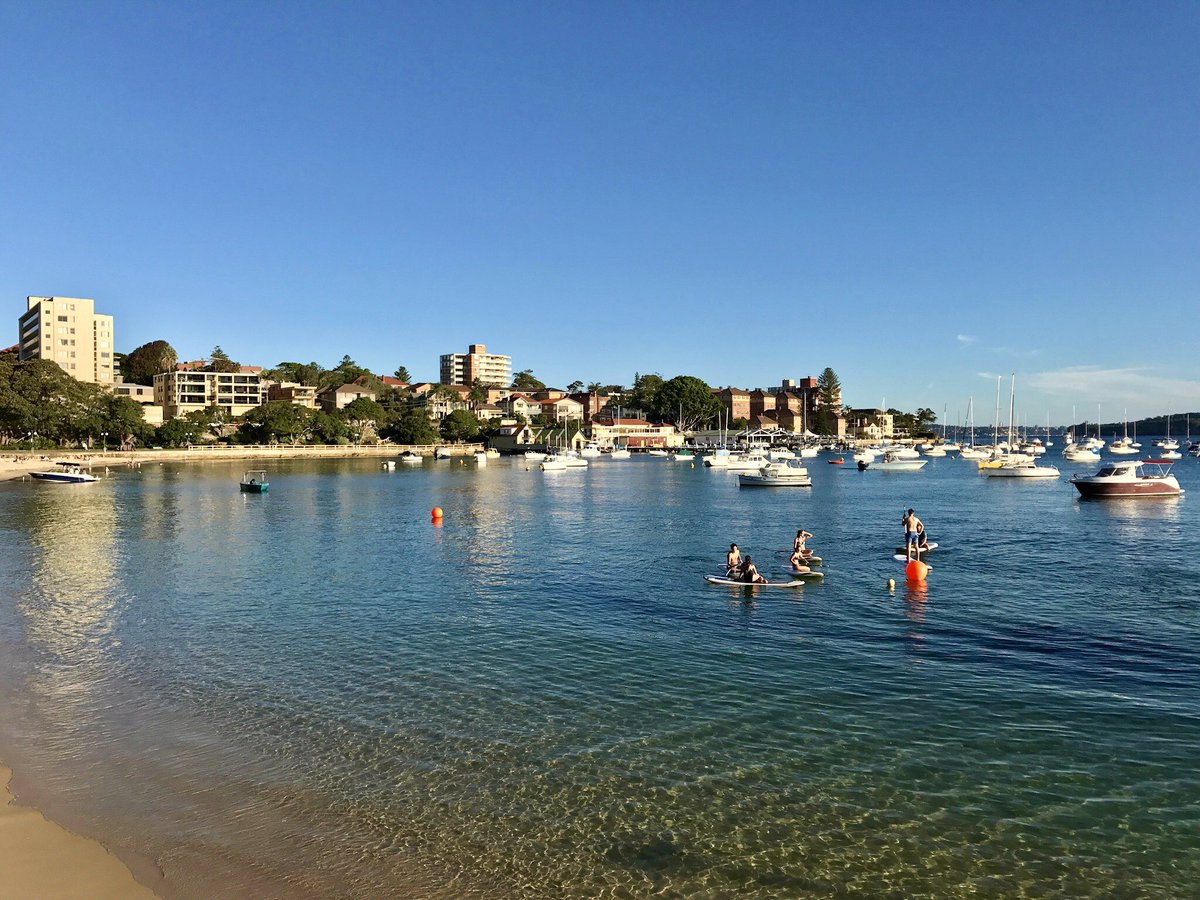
<box><xmin>902</xmin><ymin>509</ymin><xmax>923</xmax><ymax>561</ymax></box>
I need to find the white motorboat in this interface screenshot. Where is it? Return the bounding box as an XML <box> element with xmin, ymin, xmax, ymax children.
<box><xmin>1070</xmin><ymin>459</ymin><xmax>1182</xmax><ymax>498</ymax></box>
<box><xmin>702</xmin><ymin>448</ymin><xmax>731</xmax><ymax>467</ymax></box>
<box><xmin>434</xmin><ymin>447</ymin><xmax>452</xmax><ymax>460</ymax></box>
<box><xmin>540</xmin><ymin>456</ymin><xmax>568</xmax><ymax>471</ymax></box>
<box><xmin>942</xmin><ymin>442</ymin><xmax>961</xmax><ymax>453</ymax></box>
<box><xmin>473</xmin><ymin>450</ymin><xmax>488</xmax><ymax>465</ymax></box>
<box><xmin>382</xmin><ymin>460</ymin><xmax>396</xmax><ymax>470</ymax></box>
<box><xmin>399</xmin><ymin>450</ymin><xmax>423</xmax><ymax>464</ymax></box>
<box><xmin>864</xmin><ymin>453</ymin><xmax>927</xmax><ymax>472</ymax></box>
<box><xmin>674</xmin><ymin>450</ymin><xmax>695</xmax><ymax>461</ymax></box>
<box><xmin>31</xmin><ymin>462</ymin><xmax>98</xmax><ymax>483</ymax></box>
<box><xmin>580</xmin><ymin>442</ymin><xmax>603</xmax><ymax>459</ymax></box>
<box><xmin>523</xmin><ymin>450</ymin><xmax>547</xmax><ymax>461</ymax></box>
<box><xmin>798</xmin><ymin>447</ymin><xmax>819</xmax><ymax>459</ymax></box>
<box><xmin>738</xmin><ymin>462</ymin><xmax>813</xmax><ymax>487</ymax></box>
<box><xmin>924</xmin><ymin>446</ymin><xmax>947</xmax><ymax>457</ymax></box>
<box><xmin>609</xmin><ymin>447</ymin><xmax>631</xmax><ymax>460</ymax></box>
<box><xmin>725</xmin><ymin>450</ymin><xmax>772</xmax><ymax>472</ymax></box>
<box><xmin>852</xmin><ymin>448</ymin><xmax>880</xmax><ymax>464</ymax></box>
<box><xmin>768</xmin><ymin>448</ymin><xmax>796</xmax><ymax>461</ymax></box>
<box><xmin>1063</xmin><ymin>446</ymin><xmax>1101</xmax><ymax>463</ymax></box>
<box><xmin>485</xmin><ymin>448</ymin><xmax>500</xmax><ymax>459</ymax></box>
<box><xmin>886</xmin><ymin>446</ymin><xmax>921</xmax><ymax>460</ymax></box>
<box><xmin>648</xmin><ymin>449</ymin><xmax>670</xmax><ymax>457</ymax></box>
<box><xmin>987</xmin><ymin>459</ymin><xmax>1060</xmax><ymax>478</ymax></box>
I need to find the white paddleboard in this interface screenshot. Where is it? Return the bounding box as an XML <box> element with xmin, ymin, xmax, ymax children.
<box><xmin>893</xmin><ymin>555</ymin><xmax>934</xmax><ymax>571</ymax></box>
<box><xmin>705</xmin><ymin>575</ymin><xmax>805</xmax><ymax>588</ymax></box>
<box><xmin>790</xmin><ymin>570</ymin><xmax>825</xmax><ymax>579</ymax></box>
<box><xmin>894</xmin><ymin>542</ymin><xmax>937</xmax><ymax>554</ymax></box>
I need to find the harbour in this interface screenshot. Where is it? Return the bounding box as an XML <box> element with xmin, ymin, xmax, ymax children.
<box><xmin>1</xmin><ymin>453</ymin><xmax>1198</xmax><ymax>896</ymax></box>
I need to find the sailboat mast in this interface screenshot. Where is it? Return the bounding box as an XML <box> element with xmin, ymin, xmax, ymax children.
<box><xmin>1007</xmin><ymin>374</ymin><xmax>1016</xmax><ymax>449</ymax></box>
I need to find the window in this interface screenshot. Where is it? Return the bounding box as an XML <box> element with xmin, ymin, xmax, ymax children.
<box><xmin>70</xmin><ymin>352</ymin><xmax>76</xmax><ymax>358</ymax></box>
<box><xmin>60</xmin><ymin>339</ymin><xmax>68</xmax><ymax>346</ymax></box>
<box><xmin>100</xmin><ymin>352</ymin><xmax>110</xmax><ymax>358</ymax></box>
<box><xmin>57</xmin><ymin>315</ymin><xmax>68</xmax><ymax>322</ymax></box>
<box><xmin>99</xmin><ymin>341</ymin><xmax>107</xmax><ymax>348</ymax></box>
<box><xmin>70</xmin><ymin>328</ymin><xmax>75</xmax><ymax>334</ymax></box>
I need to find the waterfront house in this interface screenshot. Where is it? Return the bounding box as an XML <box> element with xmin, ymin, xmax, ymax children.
<box><xmin>588</xmin><ymin>417</ymin><xmax>682</xmax><ymax>449</ymax></box>
<box><xmin>267</xmin><ymin>382</ymin><xmax>319</xmax><ymax>408</ymax></box>
<box><xmin>318</xmin><ymin>383</ymin><xmax>378</xmax><ymax>412</ymax></box>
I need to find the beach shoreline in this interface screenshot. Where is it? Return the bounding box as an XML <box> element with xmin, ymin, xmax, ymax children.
<box><xmin>0</xmin><ymin>443</ymin><xmax>483</xmax><ymax>481</ymax></box>
<box><xmin>1</xmin><ymin>762</ymin><xmax>159</xmax><ymax>899</ymax></box>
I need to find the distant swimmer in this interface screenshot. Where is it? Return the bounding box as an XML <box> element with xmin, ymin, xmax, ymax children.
<box><xmin>901</xmin><ymin>508</ymin><xmax>924</xmax><ymax>560</ymax></box>
<box><xmin>726</xmin><ymin>543</ymin><xmax>743</xmax><ymax>577</ymax></box>
<box><xmin>740</xmin><ymin>555</ymin><xmax>767</xmax><ymax>584</ymax></box>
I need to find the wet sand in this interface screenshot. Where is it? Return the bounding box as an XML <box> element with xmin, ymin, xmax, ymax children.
<box><xmin>0</xmin><ymin>764</ymin><xmax>157</xmax><ymax>899</ymax></box>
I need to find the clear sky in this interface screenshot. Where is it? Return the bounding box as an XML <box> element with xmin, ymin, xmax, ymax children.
<box><xmin>2</xmin><ymin>1</ymin><xmax>1197</xmax><ymax>424</ymax></box>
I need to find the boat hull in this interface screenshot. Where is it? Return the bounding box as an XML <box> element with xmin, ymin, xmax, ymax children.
<box><xmin>1071</xmin><ymin>479</ymin><xmax>1181</xmax><ymax>498</ymax></box>
<box><xmin>737</xmin><ymin>475</ymin><xmax>812</xmax><ymax>487</ymax></box>
<box><xmin>240</xmin><ymin>483</ymin><xmax>268</xmax><ymax>493</ymax></box>
<box><xmin>31</xmin><ymin>472</ymin><xmax>97</xmax><ymax>483</ymax></box>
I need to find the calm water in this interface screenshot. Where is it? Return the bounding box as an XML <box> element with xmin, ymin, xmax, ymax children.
<box><xmin>1</xmin><ymin>451</ymin><xmax>1198</xmax><ymax>897</ymax></box>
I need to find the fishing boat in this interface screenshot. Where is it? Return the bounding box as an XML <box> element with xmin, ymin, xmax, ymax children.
<box><xmin>1070</xmin><ymin>459</ymin><xmax>1183</xmax><ymax>498</ymax></box>
<box><xmin>31</xmin><ymin>461</ymin><xmax>98</xmax><ymax>484</ymax></box>
<box><xmin>239</xmin><ymin>470</ymin><xmax>269</xmax><ymax>493</ymax></box>
<box><xmin>737</xmin><ymin>462</ymin><xmax>812</xmax><ymax>487</ymax></box>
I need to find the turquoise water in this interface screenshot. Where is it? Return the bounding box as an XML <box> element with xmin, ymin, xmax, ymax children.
<box><xmin>1</xmin><ymin>453</ymin><xmax>1198</xmax><ymax>897</ymax></box>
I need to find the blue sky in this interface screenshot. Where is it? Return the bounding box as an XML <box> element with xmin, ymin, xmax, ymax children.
<box><xmin>2</xmin><ymin>2</ymin><xmax>1197</xmax><ymax>423</ymax></box>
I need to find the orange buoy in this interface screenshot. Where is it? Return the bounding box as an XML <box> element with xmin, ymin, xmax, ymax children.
<box><xmin>905</xmin><ymin>559</ymin><xmax>928</xmax><ymax>581</ymax></box>
<box><xmin>430</xmin><ymin>507</ymin><xmax>443</xmax><ymax>519</ymax></box>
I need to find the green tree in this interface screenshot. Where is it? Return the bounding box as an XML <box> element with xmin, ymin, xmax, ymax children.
<box><xmin>815</xmin><ymin>367</ymin><xmax>842</xmax><ymax>435</ymax></box>
<box><xmin>440</xmin><ymin>409</ymin><xmax>481</xmax><ymax>442</ymax></box>
<box><xmin>343</xmin><ymin>396</ymin><xmax>386</xmax><ymax>427</ymax></box>
<box><xmin>263</xmin><ymin>361</ymin><xmax>324</xmax><ymax>385</ymax></box>
<box><xmin>383</xmin><ymin>407</ymin><xmax>440</xmax><ymax>445</ymax></box>
<box><xmin>567</xmin><ymin>380</ymin><xmax>584</xmax><ymax>393</ymax></box>
<box><xmin>207</xmin><ymin>346</ymin><xmax>239</xmax><ymax>373</ymax></box>
<box><xmin>310</xmin><ymin>410</ymin><xmax>350</xmax><ymax>444</ymax></box>
<box><xmin>394</xmin><ymin>366</ymin><xmax>411</xmax><ymax>383</ymax></box>
<box><xmin>628</xmin><ymin>372</ymin><xmax>664</xmax><ymax>416</ymax></box>
<box><xmin>511</xmin><ymin>369</ymin><xmax>545</xmax><ymax>392</ymax></box>
<box><xmin>123</xmin><ymin>340</ymin><xmax>177</xmax><ymax>384</ymax></box>
<box><xmin>651</xmin><ymin>375</ymin><xmax>722</xmax><ymax>433</ymax></box>
<box><xmin>238</xmin><ymin>401</ymin><xmax>313</xmax><ymax>444</ymax></box>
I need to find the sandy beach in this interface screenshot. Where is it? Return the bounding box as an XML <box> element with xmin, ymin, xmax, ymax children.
<box><xmin>1</xmin><ymin>764</ymin><xmax>157</xmax><ymax>899</ymax></box>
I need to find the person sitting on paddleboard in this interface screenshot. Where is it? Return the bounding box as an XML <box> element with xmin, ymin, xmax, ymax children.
<box><xmin>740</xmin><ymin>555</ymin><xmax>766</xmax><ymax>584</ymax></box>
<box><xmin>726</xmin><ymin>543</ymin><xmax>742</xmax><ymax>577</ymax></box>
<box><xmin>902</xmin><ymin>509</ymin><xmax>923</xmax><ymax>560</ymax></box>
<box><xmin>789</xmin><ymin>547</ymin><xmax>811</xmax><ymax>573</ymax></box>
<box><xmin>793</xmin><ymin>529</ymin><xmax>813</xmax><ymax>558</ymax></box>
<box><xmin>916</xmin><ymin>522</ymin><xmax>929</xmax><ymax>552</ymax></box>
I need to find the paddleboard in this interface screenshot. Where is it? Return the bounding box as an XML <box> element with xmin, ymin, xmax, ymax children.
<box><xmin>705</xmin><ymin>575</ymin><xmax>805</xmax><ymax>588</ymax></box>
<box><xmin>893</xmin><ymin>543</ymin><xmax>937</xmax><ymax>555</ymax></box>
<box><xmin>790</xmin><ymin>569</ymin><xmax>825</xmax><ymax>579</ymax></box>
<box><xmin>893</xmin><ymin>556</ymin><xmax>934</xmax><ymax>571</ymax></box>
<box><xmin>774</xmin><ymin>552</ymin><xmax>823</xmax><ymax>566</ymax></box>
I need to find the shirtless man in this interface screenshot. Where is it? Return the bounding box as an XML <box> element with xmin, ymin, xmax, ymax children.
<box><xmin>726</xmin><ymin>543</ymin><xmax>743</xmax><ymax>577</ymax></box>
<box><xmin>740</xmin><ymin>555</ymin><xmax>767</xmax><ymax>584</ymax></box>
<box><xmin>901</xmin><ymin>508</ymin><xmax>924</xmax><ymax>560</ymax></box>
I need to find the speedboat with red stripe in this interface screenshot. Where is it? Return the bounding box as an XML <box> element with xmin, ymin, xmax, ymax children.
<box><xmin>1069</xmin><ymin>459</ymin><xmax>1183</xmax><ymax>498</ymax></box>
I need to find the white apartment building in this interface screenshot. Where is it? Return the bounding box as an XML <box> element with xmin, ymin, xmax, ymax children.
<box><xmin>439</xmin><ymin>343</ymin><xmax>512</xmax><ymax>387</ymax></box>
<box><xmin>153</xmin><ymin>370</ymin><xmax>264</xmax><ymax>420</ymax></box>
<box><xmin>17</xmin><ymin>296</ymin><xmax>116</xmax><ymax>384</ymax></box>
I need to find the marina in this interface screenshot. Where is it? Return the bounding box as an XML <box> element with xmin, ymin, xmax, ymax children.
<box><xmin>1</xmin><ymin>452</ymin><xmax>1197</xmax><ymax>896</ymax></box>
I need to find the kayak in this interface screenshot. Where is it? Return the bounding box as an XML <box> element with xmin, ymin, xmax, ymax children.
<box><xmin>893</xmin><ymin>542</ymin><xmax>937</xmax><ymax>555</ymax></box>
<box><xmin>827</xmin><ymin>458</ymin><xmax>845</xmax><ymax>465</ymax></box>
<box><xmin>705</xmin><ymin>575</ymin><xmax>806</xmax><ymax>588</ymax></box>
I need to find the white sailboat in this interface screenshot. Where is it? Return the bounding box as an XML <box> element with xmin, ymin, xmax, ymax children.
<box><xmin>988</xmin><ymin>375</ymin><xmax>1060</xmax><ymax>478</ymax></box>
<box><xmin>1110</xmin><ymin>410</ymin><xmax>1137</xmax><ymax>454</ymax></box>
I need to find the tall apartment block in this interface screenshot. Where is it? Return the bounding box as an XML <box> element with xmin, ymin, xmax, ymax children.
<box><xmin>439</xmin><ymin>343</ymin><xmax>512</xmax><ymax>387</ymax></box>
<box><xmin>17</xmin><ymin>296</ymin><xmax>116</xmax><ymax>384</ymax></box>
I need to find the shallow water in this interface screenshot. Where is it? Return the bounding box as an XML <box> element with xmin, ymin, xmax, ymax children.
<box><xmin>1</xmin><ymin>452</ymin><xmax>1198</xmax><ymax>897</ymax></box>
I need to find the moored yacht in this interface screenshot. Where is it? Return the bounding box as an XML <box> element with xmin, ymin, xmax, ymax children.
<box><xmin>1070</xmin><ymin>459</ymin><xmax>1183</xmax><ymax>498</ymax></box>
<box><xmin>737</xmin><ymin>461</ymin><xmax>813</xmax><ymax>487</ymax></box>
